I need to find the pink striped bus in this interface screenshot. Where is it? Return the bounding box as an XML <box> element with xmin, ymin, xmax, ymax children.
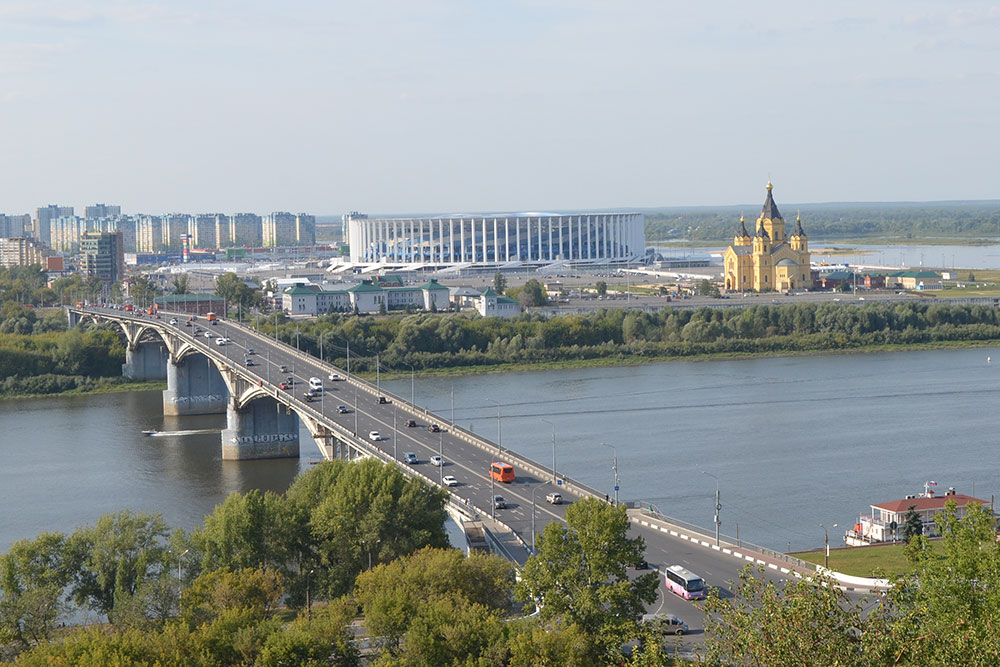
<box><xmin>665</xmin><ymin>564</ymin><xmax>706</xmax><ymax>600</ymax></box>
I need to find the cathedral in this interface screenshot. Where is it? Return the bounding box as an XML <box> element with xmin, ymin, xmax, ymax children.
<box><xmin>723</xmin><ymin>181</ymin><xmax>810</xmax><ymax>292</ymax></box>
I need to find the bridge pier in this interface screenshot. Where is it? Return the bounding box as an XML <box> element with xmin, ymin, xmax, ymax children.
<box><xmin>222</xmin><ymin>397</ymin><xmax>300</xmax><ymax>460</ymax></box>
<box><xmin>163</xmin><ymin>354</ymin><xmax>228</xmax><ymax>416</ymax></box>
<box><xmin>123</xmin><ymin>341</ymin><xmax>168</xmax><ymax>381</ymax></box>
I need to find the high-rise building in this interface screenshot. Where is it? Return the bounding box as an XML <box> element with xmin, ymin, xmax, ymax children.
<box><xmin>85</xmin><ymin>204</ymin><xmax>122</xmax><ymax>219</ymax></box>
<box><xmin>161</xmin><ymin>214</ymin><xmax>188</xmax><ymax>250</ymax></box>
<box><xmin>187</xmin><ymin>214</ymin><xmax>218</xmax><ymax>249</ymax></box>
<box><xmin>0</xmin><ymin>213</ymin><xmax>30</xmax><ymax>238</ymax></box>
<box><xmin>295</xmin><ymin>213</ymin><xmax>316</xmax><ymax>246</ymax></box>
<box><xmin>137</xmin><ymin>216</ymin><xmax>163</xmax><ymax>253</ymax></box>
<box><xmin>0</xmin><ymin>237</ymin><xmax>49</xmax><ymax>268</ymax></box>
<box><xmin>35</xmin><ymin>205</ymin><xmax>74</xmax><ymax>246</ymax></box>
<box><xmin>212</xmin><ymin>214</ymin><xmax>231</xmax><ymax>248</ymax></box>
<box><xmin>262</xmin><ymin>212</ymin><xmax>296</xmax><ymax>247</ymax></box>
<box><xmin>79</xmin><ymin>231</ymin><xmax>124</xmax><ymax>283</ymax></box>
<box><xmin>230</xmin><ymin>213</ymin><xmax>262</xmax><ymax>247</ymax></box>
<box><xmin>49</xmin><ymin>216</ymin><xmax>87</xmax><ymax>253</ymax></box>
<box><xmin>112</xmin><ymin>216</ymin><xmax>138</xmax><ymax>254</ymax></box>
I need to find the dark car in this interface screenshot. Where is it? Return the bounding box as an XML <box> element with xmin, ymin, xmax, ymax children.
<box><xmin>405</xmin><ymin>419</ymin><xmax>417</xmax><ymax>428</ymax></box>
<box><xmin>427</xmin><ymin>424</ymin><xmax>441</xmax><ymax>433</ymax></box>
<box><xmin>337</xmin><ymin>405</ymin><xmax>349</xmax><ymax>414</ymax></box>
<box><xmin>493</xmin><ymin>495</ymin><xmax>506</xmax><ymax>509</ymax></box>
<box><xmin>279</xmin><ymin>365</ymin><xmax>288</xmax><ymax>373</ymax></box>
<box><xmin>377</xmin><ymin>396</ymin><xmax>388</xmax><ymax>404</ymax></box>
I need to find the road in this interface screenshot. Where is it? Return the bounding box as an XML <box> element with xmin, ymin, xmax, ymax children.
<box><xmin>80</xmin><ymin>305</ymin><xmax>823</xmax><ymax>650</ymax></box>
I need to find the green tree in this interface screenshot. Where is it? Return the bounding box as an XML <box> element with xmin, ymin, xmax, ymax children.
<box><xmin>257</xmin><ymin>599</ymin><xmax>360</xmax><ymax>667</ymax></box>
<box><xmin>595</xmin><ymin>281</ymin><xmax>608</xmax><ymax>297</ymax></box>
<box><xmin>353</xmin><ymin>547</ymin><xmax>514</xmax><ymax>654</ymax></box>
<box><xmin>64</xmin><ymin>511</ymin><xmax>170</xmax><ymax>619</ymax></box>
<box><xmin>126</xmin><ymin>274</ymin><xmax>161</xmax><ymax>307</ymax></box>
<box><xmin>180</xmin><ymin>567</ymin><xmax>283</xmax><ymax>629</ymax></box>
<box><xmin>514</xmin><ymin>278</ymin><xmax>549</xmax><ymax>307</ymax></box>
<box><xmin>698</xmin><ymin>279</ymin><xmax>719</xmax><ymax>297</ymax></box>
<box><xmin>215</xmin><ymin>272</ymin><xmax>260</xmax><ymax>315</ymax></box>
<box><xmin>0</xmin><ymin>532</ymin><xmax>72</xmax><ymax>649</ymax></box>
<box><xmin>493</xmin><ymin>271</ymin><xmax>508</xmax><ymax>295</ymax></box>
<box><xmin>515</xmin><ymin>498</ymin><xmax>658</xmax><ymax>661</ymax></box>
<box><xmin>170</xmin><ymin>273</ymin><xmax>190</xmax><ymax>294</ymax></box>
<box><xmin>902</xmin><ymin>504</ymin><xmax>923</xmax><ymax>542</ymax></box>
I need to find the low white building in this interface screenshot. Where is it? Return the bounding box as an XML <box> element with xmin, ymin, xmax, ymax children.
<box><xmin>476</xmin><ymin>288</ymin><xmax>521</xmax><ymax>318</ymax></box>
<box><xmin>844</xmin><ymin>485</ymin><xmax>991</xmax><ymax>546</ymax></box>
<box><xmin>282</xmin><ymin>278</ymin><xmax>455</xmax><ymax>316</ymax></box>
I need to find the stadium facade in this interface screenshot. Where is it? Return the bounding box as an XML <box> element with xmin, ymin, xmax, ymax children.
<box><xmin>345</xmin><ymin>212</ymin><xmax>645</xmax><ymax>266</ymax></box>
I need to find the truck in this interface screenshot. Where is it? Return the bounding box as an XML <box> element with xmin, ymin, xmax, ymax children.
<box><xmin>206</xmin><ymin>312</ymin><xmax>218</xmax><ymax>325</ymax></box>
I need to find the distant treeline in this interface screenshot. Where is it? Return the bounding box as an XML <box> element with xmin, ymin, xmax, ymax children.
<box><xmin>278</xmin><ymin>301</ymin><xmax>1000</xmax><ymax>373</ymax></box>
<box><xmin>644</xmin><ymin>200</ymin><xmax>1000</xmax><ymax>242</ymax></box>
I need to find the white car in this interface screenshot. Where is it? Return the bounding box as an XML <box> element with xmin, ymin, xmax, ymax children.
<box><xmin>430</xmin><ymin>455</ymin><xmax>444</xmax><ymax>467</ymax></box>
<box><xmin>204</xmin><ymin>331</ymin><xmax>213</xmax><ymax>338</ymax></box>
<box><xmin>328</xmin><ymin>373</ymin><xmax>341</xmax><ymax>381</ymax></box>
<box><xmin>368</xmin><ymin>431</ymin><xmax>382</xmax><ymax>442</ymax></box>
<box><xmin>215</xmin><ymin>337</ymin><xmax>227</xmax><ymax>346</ymax></box>
<box><xmin>169</xmin><ymin>318</ymin><xmax>178</xmax><ymax>325</ymax></box>
<box><xmin>442</xmin><ymin>475</ymin><xmax>458</xmax><ymax>487</ymax></box>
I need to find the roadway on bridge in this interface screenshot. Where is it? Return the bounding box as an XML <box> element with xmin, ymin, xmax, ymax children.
<box><xmin>83</xmin><ymin>306</ymin><xmax>811</xmax><ymax>641</ymax></box>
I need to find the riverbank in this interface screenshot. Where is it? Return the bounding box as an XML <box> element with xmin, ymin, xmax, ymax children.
<box><xmin>0</xmin><ymin>379</ymin><xmax>166</xmax><ymax>402</ymax></box>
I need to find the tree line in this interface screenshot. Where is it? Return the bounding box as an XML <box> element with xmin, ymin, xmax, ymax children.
<box><xmin>277</xmin><ymin>301</ymin><xmax>1000</xmax><ymax>374</ymax></box>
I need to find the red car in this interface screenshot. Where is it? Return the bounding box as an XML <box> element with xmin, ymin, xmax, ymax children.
<box><xmin>405</xmin><ymin>419</ymin><xmax>417</xmax><ymax>428</ymax></box>
<box><xmin>279</xmin><ymin>382</ymin><xmax>290</xmax><ymax>390</ymax></box>
<box><xmin>427</xmin><ymin>424</ymin><xmax>441</xmax><ymax>433</ymax></box>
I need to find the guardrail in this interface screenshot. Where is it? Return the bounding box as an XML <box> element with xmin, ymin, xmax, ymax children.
<box><xmin>636</xmin><ymin>503</ymin><xmax>818</xmax><ymax>572</ymax></box>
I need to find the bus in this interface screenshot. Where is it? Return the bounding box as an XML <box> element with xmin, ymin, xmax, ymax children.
<box><xmin>206</xmin><ymin>312</ymin><xmax>218</xmax><ymax>324</ymax></box>
<box><xmin>665</xmin><ymin>565</ymin><xmax>706</xmax><ymax>600</ymax></box>
<box><xmin>489</xmin><ymin>462</ymin><xmax>515</xmax><ymax>483</ymax></box>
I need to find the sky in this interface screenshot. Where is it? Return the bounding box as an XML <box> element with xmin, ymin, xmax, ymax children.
<box><xmin>1</xmin><ymin>1</ymin><xmax>998</xmax><ymax>216</ymax></box>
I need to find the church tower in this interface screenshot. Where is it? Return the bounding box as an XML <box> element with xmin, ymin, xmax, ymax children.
<box><xmin>733</xmin><ymin>214</ymin><xmax>751</xmax><ymax>246</ymax></box>
<box><xmin>790</xmin><ymin>212</ymin><xmax>808</xmax><ymax>252</ymax></box>
<box><xmin>757</xmin><ymin>179</ymin><xmax>785</xmax><ymax>243</ymax></box>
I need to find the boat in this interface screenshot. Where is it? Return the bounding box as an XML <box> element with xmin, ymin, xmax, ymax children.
<box><xmin>141</xmin><ymin>429</ymin><xmax>157</xmax><ymax>436</ymax></box>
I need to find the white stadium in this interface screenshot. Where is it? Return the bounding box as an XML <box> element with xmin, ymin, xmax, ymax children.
<box><xmin>344</xmin><ymin>212</ymin><xmax>645</xmax><ymax>268</ymax></box>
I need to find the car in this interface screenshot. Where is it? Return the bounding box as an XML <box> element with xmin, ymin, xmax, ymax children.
<box><xmin>430</xmin><ymin>455</ymin><xmax>444</xmax><ymax>467</ymax></box>
<box><xmin>215</xmin><ymin>337</ymin><xmax>227</xmax><ymax>346</ymax></box>
<box><xmin>377</xmin><ymin>396</ymin><xmax>389</xmax><ymax>404</ymax></box>
<box><xmin>244</xmin><ymin>359</ymin><xmax>256</xmax><ymax>367</ymax></box>
<box><xmin>303</xmin><ymin>389</ymin><xmax>317</xmax><ymax>398</ymax></box>
<box><xmin>368</xmin><ymin>431</ymin><xmax>382</xmax><ymax>441</ymax></box>
<box><xmin>286</xmin><ymin>376</ymin><xmax>294</xmax><ymax>385</ymax></box>
<box><xmin>204</xmin><ymin>331</ymin><xmax>213</xmax><ymax>338</ymax></box>
<box><xmin>279</xmin><ymin>382</ymin><xmax>290</xmax><ymax>390</ymax></box>
<box><xmin>279</xmin><ymin>365</ymin><xmax>288</xmax><ymax>373</ymax></box>
<box><xmin>442</xmin><ymin>475</ymin><xmax>459</xmax><ymax>487</ymax></box>
<box><xmin>328</xmin><ymin>373</ymin><xmax>341</xmax><ymax>381</ymax></box>
<box><xmin>185</xmin><ymin>321</ymin><xmax>192</xmax><ymax>327</ymax></box>
<box><xmin>405</xmin><ymin>419</ymin><xmax>417</xmax><ymax>428</ymax></box>
<box><xmin>427</xmin><ymin>423</ymin><xmax>441</xmax><ymax>433</ymax></box>
<box><xmin>246</xmin><ymin>348</ymin><xmax>255</xmax><ymax>355</ymax></box>
<box><xmin>169</xmin><ymin>318</ymin><xmax>178</xmax><ymax>325</ymax></box>
<box><xmin>545</xmin><ymin>492</ymin><xmax>563</xmax><ymax>505</ymax></box>
<box><xmin>641</xmin><ymin>613</ymin><xmax>688</xmax><ymax>636</ymax></box>
<box><xmin>493</xmin><ymin>495</ymin><xmax>506</xmax><ymax>509</ymax></box>
<box><xmin>303</xmin><ymin>393</ymin><xmax>315</xmax><ymax>402</ymax></box>
<box><xmin>337</xmin><ymin>405</ymin><xmax>349</xmax><ymax>413</ymax></box>
<box><xmin>403</xmin><ymin>452</ymin><xmax>418</xmax><ymax>464</ymax></box>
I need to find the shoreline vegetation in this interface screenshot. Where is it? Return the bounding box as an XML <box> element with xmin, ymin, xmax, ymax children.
<box><xmin>8</xmin><ymin>301</ymin><xmax>1000</xmax><ymax>400</ymax></box>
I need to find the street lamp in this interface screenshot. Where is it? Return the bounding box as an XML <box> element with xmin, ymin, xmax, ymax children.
<box><xmin>821</xmin><ymin>523</ymin><xmax>838</xmax><ymax>569</ymax></box>
<box><xmin>541</xmin><ymin>419</ymin><xmax>556</xmax><ymax>483</ymax></box>
<box><xmin>438</xmin><ymin>429</ymin><xmax>444</xmax><ymax>486</ymax></box>
<box><xmin>306</xmin><ymin>568</ymin><xmax>314</xmax><ymax>621</ymax></box>
<box><xmin>701</xmin><ymin>471</ymin><xmax>721</xmax><ymax>546</ymax></box>
<box><xmin>176</xmin><ymin>548</ymin><xmax>189</xmax><ymax>580</ymax></box>
<box><xmin>601</xmin><ymin>442</ymin><xmax>619</xmax><ymax>506</ymax></box>
<box><xmin>401</xmin><ymin>362</ymin><xmax>415</xmax><ymax>406</ymax></box>
<box><xmin>487</xmin><ymin>398</ymin><xmax>502</xmax><ymax>456</ymax></box>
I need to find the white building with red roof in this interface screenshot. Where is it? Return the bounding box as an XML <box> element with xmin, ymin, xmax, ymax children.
<box><xmin>845</xmin><ymin>483</ymin><xmax>993</xmax><ymax>546</ymax></box>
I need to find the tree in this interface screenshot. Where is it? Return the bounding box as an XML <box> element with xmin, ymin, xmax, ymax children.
<box><xmin>513</xmin><ymin>278</ymin><xmax>549</xmax><ymax>307</ymax></box>
<box><xmin>215</xmin><ymin>272</ymin><xmax>260</xmax><ymax>315</ymax></box>
<box><xmin>170</xmin><ymin>273</ymin><xmax>190</xmax><ymax>294</ymax></box>
<box><xmin>515</xmin><ymin>498</ymin><xmax>658</xmax><ymax>660</ymax></box>
<box><xmin>968</xmin><ymin>271</ymin><xmax>976</xmax><ymax>282</ymax></box>
<box><xmin>353</xmin><ymin>547</ymin><xmax>514</xmax><ymax>654</ymax></box>
<box><xmin>180</xmin><ymin>567</ymin><xmax>283</xmax><ymax>629</ymax></box>
<box><xmin>0</xmin><ymin>532</ymin><xmax>72</xmax><ymax>649</ymax></box>
<box><xmin>493</xmin><ymin>272</ymin><xmax>507</xmax><ymax>295</ymax></box>
<box><xmin>64</xmin><ymin>511</ymin><xmax>170</xmax><ymax>619</ymax></box>
<box><xmin>703</xmin><ymin>565</ymin><xmax>868</xmax><ymax>666</ymax></box>
<box><xmin>126</xmin><ymin>274</ymin><xmax>160</xmax><ymax>307</ymax></box>
<box><xmin>596</xmin><ymin>281</ymin><xmax>607</xmax><ymax>297</ymax></box>
<box><xmin>698</xmin><ymin>279</ymin><xmax>719</xmax><ymax>297</ymax></box>
<box><xmin>902</xmin><ymin>504</ymin><xmax>923</xmax><ymax>542</ymax></box>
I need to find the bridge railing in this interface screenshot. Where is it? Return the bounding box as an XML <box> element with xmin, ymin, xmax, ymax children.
<box><xmin>635</xmin><ymin>503</ymin><xmax>819</xmax><ymax>572</ymax></box>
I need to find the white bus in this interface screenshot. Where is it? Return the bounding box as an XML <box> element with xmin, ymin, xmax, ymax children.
<box><xmin>665</xmin><ymin>564</ymin><xmax>706</xmax><ymax>600</ymax></box>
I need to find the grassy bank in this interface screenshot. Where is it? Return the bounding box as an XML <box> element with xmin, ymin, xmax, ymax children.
<box><xmin>0</xmin><ymin>379</ymin><xmax>166</xmax><ymax>402</ymax></box>
<box><xmin>793</xmin><ymin>542</ymin><xmax>923</xmax><ymax>578</ymax></box>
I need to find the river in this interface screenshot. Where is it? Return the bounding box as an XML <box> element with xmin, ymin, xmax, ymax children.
<box><xmin>3</xmin><ymin>346</ymin><xmax>999</xmax><ymax>554</ymax></box>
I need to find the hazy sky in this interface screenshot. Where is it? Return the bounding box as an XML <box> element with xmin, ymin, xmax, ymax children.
<box><xmin>1</xmin><ymin>1</ymin><xmax>998</xmax><ymax>215</ymax></box>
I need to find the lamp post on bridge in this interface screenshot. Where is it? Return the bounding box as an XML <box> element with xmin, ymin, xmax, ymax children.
<box><xmin>601</xmin><ymin>442</ymin><xmax>619</xmax><ymax>506</ymax></box>
<box><xmin>401</xmin><ymin>361</ymin><xmax>415</xmax><ymax>406</ymax></box>
<box><xmin>486</xmin><ymin>398</ymin><xmax>502</xmax><ymax>456</ymax></box>
<box><xmin>701</xmin><ymin>470</ymin><xmax>721</xmax><ymax>547</ymax></box>
<box><xmin>542</xmin><ymin>419</ymin><xmax>556</xmax><ymax>483</ymax></box>
<box><xmin>821</xmin><ymin>523</ymin><xmax>838</xmax><ymax>569</ymax></box>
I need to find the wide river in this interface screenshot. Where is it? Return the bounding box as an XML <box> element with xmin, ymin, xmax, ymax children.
<box><xmin>3</xmin><ymin>346</ymin><xmax>999</xmax><ymax>553</ymax></box>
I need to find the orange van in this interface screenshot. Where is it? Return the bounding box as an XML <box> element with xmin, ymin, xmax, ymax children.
<box><xmin>489</xmin><ymin>462</ymin><xmax>515</xmax><ymax>483</ymax></box>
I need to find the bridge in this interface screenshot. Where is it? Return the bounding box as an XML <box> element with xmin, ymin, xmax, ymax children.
<box><xmin>67</xmin><ymin>305</ymin><xmax>849</xmax><ymax>638</ymax></box>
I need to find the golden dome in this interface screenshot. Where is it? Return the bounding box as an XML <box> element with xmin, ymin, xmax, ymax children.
<box><xmin>766</xmin><ymin>178</ymin><xmax>773</xmax><ymax>192</ymax></box>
